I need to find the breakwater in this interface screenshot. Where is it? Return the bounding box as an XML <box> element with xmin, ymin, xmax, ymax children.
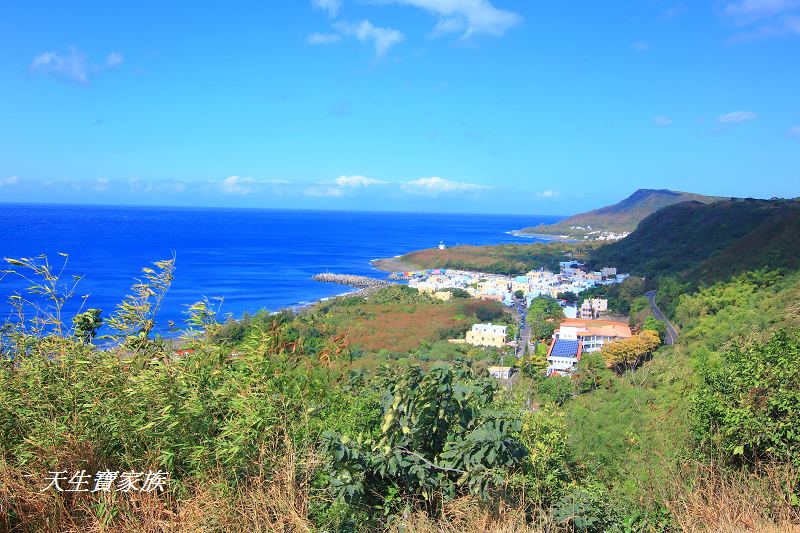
<box><xmin>312</xmin><ymin>273</ymin><xmax>392</xmax><ymax>288</ymax></box>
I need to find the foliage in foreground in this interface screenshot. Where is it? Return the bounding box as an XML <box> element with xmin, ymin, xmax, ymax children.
<box><xmin>693</xmin><ymin>331</ymin><xmax>800</xmax><ymax>468</ymax></box>
<box><xmin>3</xmin><ymin>255</ymin><xmax>800</xmax><ymax>531</ymax></box>
<box><xmin>323</xmin><ymin>364</ymin><xmax>525</xmax><ymax>508</ymax></box>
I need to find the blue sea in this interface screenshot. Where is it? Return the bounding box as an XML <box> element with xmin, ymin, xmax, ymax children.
<box><xmin>0</xmin><ymin>204</ymin><xmax>561</xmax><ymax>328</ymax></box>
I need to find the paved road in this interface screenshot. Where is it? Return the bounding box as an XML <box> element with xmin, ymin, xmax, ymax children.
<box><xmin>513</xmin><ymin>297</ymin><xmax>532</xmax><ymax>357</ymax></box>
<box><xmin>644</xmin><ymin>290</ymin><xmax>678</xmax><ymax>345</ymax></box>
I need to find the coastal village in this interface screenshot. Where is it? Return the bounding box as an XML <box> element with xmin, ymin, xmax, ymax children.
<box><xmin>395</xmin><ymin>257</ymin><xmax>633</xmax><ymax>378</ymax></box>
<box><xmin>566</xmin><ymin>225</ymin><xmax>631</xmax><ymax>241</ymax></box>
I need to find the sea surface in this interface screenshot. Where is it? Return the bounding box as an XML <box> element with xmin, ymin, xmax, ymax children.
<box><xmin>0</xmin><ymin>204</ymin><xmax>561</xmax><ymax>328</ymax></box>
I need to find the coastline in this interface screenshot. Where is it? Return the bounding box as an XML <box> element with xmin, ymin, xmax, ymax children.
<box><xmin>371</xmin><ymin>255</ymin><xmax>420</xmax><ymax>273</ymax></box>
<box><xmin>508</xmin><ymin>230</ymin><xmax>575</xmax><ymax>242</ymax></box>
<box><xmin>289</xmin><ymin>284</ymin><xmax>387</xmax><ymax>314</ymax></box>
<box><xmin>290</xmin><ymin>226</ymin><xmax>573</xmax><ymax>314</ymax></box>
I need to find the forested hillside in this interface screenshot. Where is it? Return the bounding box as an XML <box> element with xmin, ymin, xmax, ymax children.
<box><xmin>588</xmin><ymin>197</ymin><xmax>800</xmax><ymax>284</ymax></box>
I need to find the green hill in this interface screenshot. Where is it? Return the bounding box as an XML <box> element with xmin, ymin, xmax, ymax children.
<box><xmin>520</xmin><ymin>189</ymin><xmax>720</xmax><ymax>239</ymax></box>
<box><xmin>588</xmin><ymin>197</ymin><xmax>800</xmax><ymax>283</ymax></box>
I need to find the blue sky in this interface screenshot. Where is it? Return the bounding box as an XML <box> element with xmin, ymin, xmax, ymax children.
<box><xmin>1</xmin><ymin>0</ymin><xmax>799</xmax><ymax>215</ymax></box>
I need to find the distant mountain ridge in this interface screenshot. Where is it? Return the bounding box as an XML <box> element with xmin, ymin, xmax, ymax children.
<box><xmin>587</xmin><ymin>197</ymin><xmax>800</xmax><ymax>283</ymax></box>
<box><xmin>520</xmin><ymin>189</ymin><xmax>721</xmax><ymax>239</ymax></box>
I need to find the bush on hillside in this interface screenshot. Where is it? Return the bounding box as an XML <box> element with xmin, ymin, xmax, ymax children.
<box><xmin>692</xmin><ymin>331</ymin><xmax>800</xmax><ymax>467</ymax></box>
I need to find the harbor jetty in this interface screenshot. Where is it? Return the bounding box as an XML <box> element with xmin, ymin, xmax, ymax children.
<box><xmin>312</xmin><ymin>273</ymin><xmax>392</xmax><ymax>288</ymax></box>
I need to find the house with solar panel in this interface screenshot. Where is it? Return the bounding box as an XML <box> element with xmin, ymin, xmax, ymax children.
<box><xmin>546</xmin><ymin>338</ymin><xmax>583</xmax><ymax>376</ymax></box>
<box><xmin>546</xmin><ymin>318</ymin><xmax>633</xmax><ymax>375</ymax></box>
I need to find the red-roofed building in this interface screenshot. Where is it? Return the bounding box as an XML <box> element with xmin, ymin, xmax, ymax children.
<box><xmin>555</xmin><ymin>318</ymin><xmax>632</xmax><ymax>353</ymax></box>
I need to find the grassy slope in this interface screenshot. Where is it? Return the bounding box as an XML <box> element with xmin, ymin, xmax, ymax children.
<box><xmin>376</xmin><ymin>242</ymin><xmax>599</xmax><ymax>275</ymax></box>
<box><xmin>521</xmin><ymin>189</ymin><xmax>720</xmax><ymax>237</ymax></box>
<box><xmin>309</xmin><ymin>288</ymin><xmax>512</xmax><ymax>367</ymax></box>
<box><xmin>563</xmin><ymin>270</ymin><xmax>800</xmax><ymax>518</ymax></box>
<box><xmin>588</xmin><ymin>198</ymin><xmax>800</xmax><ymax>283</ymax></box>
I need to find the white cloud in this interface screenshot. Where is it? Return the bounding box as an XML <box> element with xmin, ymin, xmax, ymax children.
<box><xmin>788</xmin><ymin>125</ymin><xmax>800</xmax><ymax>139</ymax></box>
<box><xmin>29</xmin><ymin>47</ymin><xmax>125</xmax><ymax>85</ymax></box>
<box><xmin>401</xmin><ymin>176</ymin><xmax>490</xmax><ymax>195</ymax></box>
<box><xmin>304</xmin><ymin>185</ymin><xmax>345</xmax><ymax>197</ymax></box>
<box><xmin>718</xmin><ymin>110</ymin><xmax>757</xmax><ymax>124</ymax></box>
<box><xmin>722</xmin><ymin>0</ymin><xmax>800</xmax><ymax>41</ymax></box>
<box><xmin>94</xmin><ymin>177</ymin><xmax>110</xmax><ymax>192</ymax></box>
<box><xmin>221</xmin><ymin>175</ymin><xmax>254</xmax><ymax>195</ymax></box>
<box><xmin>386</xmin><ymin>0</ymin><xmax>522</xmax><ymax>37</ymax></box>
<box><xmin>128</xmin><ymin>178</ymin><xmax>189</xmax><ymax>194</ymax></box>
<box><xmin>106</xmin><ymin>52</ymin><xmax>124</xmax><ymax>67</ymax></box>
<box><xmin>653</xmin><ymin>115</ymin><xmax>673</xmax><ymax>126</ymax></box>
<box><xmin>335</xmin><ymin>20</ymin><xmax>405</xmax><ymax>58</ymax></box>
<box><xmin>723</xmin><ymin>0</ymin><xmax>800</xmax><ymax>21</ymax></box>
<box><xmin>311</xmin><ymin>0</ymin><xmax>342</xmax><ymax>17</ymax></box>
<box><xmin>632</xmin><ymin>41</ymin><xmax>650</xmax><ymax>52</ymax></box>
<box><xmin>30</xmin><ymin>47</ymin><xmax>90</xmax><ymax>85</ymax></box>
<box><xmin>219</xmin><ymin>175</ymin><xmax>291</xmax><ymax>195</ymax></box>
<box><xmin>334</xmin><ymin>175</ymin><xmax>387</xmax><ymax>187</ymax></box>
<box><xmin>536</xmin><ymin>189</ymin><xmax>561</xmax><ymax>198</ymax></box>
<box><xmin>0</xmin><ymin>176</ymin><xmax>20</xmax><ymax>187</ymax></box>
<box><xmin>307</xmin><ymin>32</ymin><xmax>342</xmax><ymax>44</ymax></box>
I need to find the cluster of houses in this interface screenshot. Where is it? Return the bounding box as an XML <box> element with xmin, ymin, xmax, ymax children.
<box><xmin>406</xmin><ymin>261</ymin><xmax>628</xmax><ymax>308</ymax></box>
<box><xmin>584</xmin><ymin>230</ymin><xmax>630</xmax><ymax>241</ymax></box>
<box><xmin>457</xmin><ymin>314</ymin><xmax>632</xmax><ymax>381</ymax></box>
<box><xmin>568</xmin><ymin>225</ymin><xmax>631</xmax><ymax>241</ymax></box>
<box><xmin>402</xmin><ymin>260</ymin><xmax>635</xmax><ymax>381</ymax></box>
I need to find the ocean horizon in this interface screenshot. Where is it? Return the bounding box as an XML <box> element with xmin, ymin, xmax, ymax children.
<box><xmin>0</xmin><ymin>203</ymin><xmax>562</xmax><ymax>328</ymax></box>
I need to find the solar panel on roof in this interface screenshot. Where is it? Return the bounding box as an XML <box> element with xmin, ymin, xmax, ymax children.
<box><xmin>551</xmin><ymin>339</ymin><xmax>580</xmax><ymax>357</ymax></box>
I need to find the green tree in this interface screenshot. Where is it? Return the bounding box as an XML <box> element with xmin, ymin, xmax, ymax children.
<box><xmin>642</xmin><ymin>316</ymin><xmax>666</xmax><ymax>344</ymax></box>
<box><xmin>528</xmin><ymin>296</ymin><xmax>564</xmax><ymax>341</ymax></box>
<box><xmin>510</xmin><ymin>408</ymin><xmax>571</xmax><ymax>507</ymax></box>
<box><xmin>72</xmin><ymin>308</ymin><xmax>102</xmax><ymax>343</ymax></box>
<box><xmin>537</xmin><ymin>375</ymin><xmax>573</xmax><ymax>406</ymax></box>
<box><xmin>692</xmin><ymin>331</ymin><xmax>800</xmax><ymax>466</ymax></box>
<box><xmin>655</xmin><ymin>277</ymin><xmax>686</xmax><ymax>318</ymax></box>
<box><xmin>601</xmin><ymin>330</ymin><xmax>661</xmax><ymax>373</ymax></box>
<box><xmin>557</xmin><ymin>291</ymin><xmax>579</xmax><ymax>304</ymax></box>
<box><xmin>443</xmin><ymin>288</ymin><xmax>471</xmax><ymax>299</ymax></box>
<box><xmin>519</xmin><ymin>343</ymin><xmax>548</xmax><ymax>378</ymax></box>
<box><xmin>573</xmin><ymin>352</ymin><xmax>610</xmax><ymax>394</ymax></box>
<box><xmin>322</xmin><ymin>364</ymin><xmax>527</xmax><ymax>509</ymax></box>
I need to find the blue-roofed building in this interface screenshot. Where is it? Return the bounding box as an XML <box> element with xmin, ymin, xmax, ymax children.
<box><xmin>546</xmin><ymin>338</ymin><xmax>583</xmax><ymax>376</ymax></box>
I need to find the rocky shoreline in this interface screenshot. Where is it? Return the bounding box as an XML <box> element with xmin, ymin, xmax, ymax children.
<box><xmin>312</xmin><ymin>273</ymin><xmax>393</xmax><ymax>288</ymax></box>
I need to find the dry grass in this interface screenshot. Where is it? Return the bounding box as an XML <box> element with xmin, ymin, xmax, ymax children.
<box><xmin>665</xmin><ymin>460</ymin><xmax>800</xmax><ymax>533</ymax></box>
<box><xmin>0</xmin><ymin>438</ymin><xmax>320</xmax><ymax>533</ymax></box>
<box><xmin>4</xmin><ymin>442</ymin><xmax>800</xmax><ymax>532</ymax></box>
<box><xmin>388</xmin><ymin>497</ymin><xmax>546</xmax><ymax>533</ymax></box>
<box><xmin>343</xmin><ymin>303</ymin><xmax>466</xmax><ymax>353</ymax></box>
<box><xmin>325</xmin><ymin>299</ymin><xmax>504</xmax><ymax>357</ymax></box>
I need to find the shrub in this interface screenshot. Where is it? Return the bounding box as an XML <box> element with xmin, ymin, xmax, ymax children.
<box><xmin>321</xmin><ymin>364</ymin><xmax>527</xmax><ymax>512</ymax></box>
<box><xmin>692</xmin><ymin>331</ymin><xmax>800</xmax><ymax>466</ymax></box>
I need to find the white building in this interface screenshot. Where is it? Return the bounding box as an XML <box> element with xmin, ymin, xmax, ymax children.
<box><xmin>488</xmin><ymin>365</ymin><xmax>514</xmax><ymax>380</ymax></box>
<box><xmin>466</xmin><ymin>323</ymin><xmax>508</xmax><ymax>348</ymax></box>
<box><xmin>580</xmin><ymin>298</ymin><xmax>608</xmax><ymax>319</ymax></box>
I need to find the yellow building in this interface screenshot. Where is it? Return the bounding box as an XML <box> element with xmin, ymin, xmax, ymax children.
<box><xmin>465</xmin><ymin>323</ymin><xmax>508</xmax><ymax>348</ymax></box>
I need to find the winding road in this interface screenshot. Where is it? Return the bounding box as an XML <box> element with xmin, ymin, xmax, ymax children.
<box><xmin>644</xmin><ymin>290</ymin><xmax>678</xmax><ymax>345</ymax></box>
